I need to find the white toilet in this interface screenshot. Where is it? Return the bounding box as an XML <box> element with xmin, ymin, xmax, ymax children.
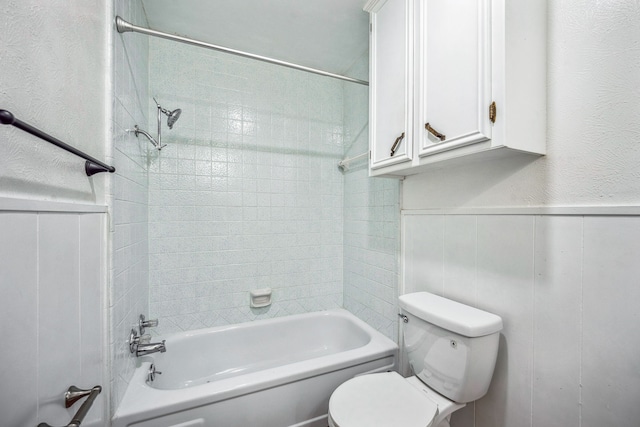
<box><xmin>328</xmin><ymin>292</ymin><xmax>503</xmax><ymax>427</ymax></box>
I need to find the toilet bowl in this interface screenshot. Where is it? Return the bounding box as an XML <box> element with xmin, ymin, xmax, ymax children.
<box><xmin>328</xmin><ymin>292</ymin><xmax>503</xmax><ymax>427</ymax></box>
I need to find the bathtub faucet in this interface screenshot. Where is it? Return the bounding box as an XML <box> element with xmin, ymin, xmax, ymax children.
<box><xmin>136</xmin><ymin>339</ymin><xmax>166</xmax><ymax>357</ymax></box>
<box><xmin>129</xmin><ymin>329</ymin><xmax>167</xmax><ymax>357</ymax></box>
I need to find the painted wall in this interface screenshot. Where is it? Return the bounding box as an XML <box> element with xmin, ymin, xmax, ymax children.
<box><xmin>342</xmin><ymin>53</ymin><xmax>400</xmax><ymax>341</ymax></box>
<box><xmin>401</xmin><ymin>2</ymin><xmax>640</xmax><ymax>427</ymax></box>
<box><xmin>146</xmin><ymin>38</ymin><xmax>344</xmax><ymax>333</ymax></box>
<box><xmin>110</xmin><ymin>0</ymin><xmax>151</xmax><ymax>414</ymax></box>
<box><xmin>403</xmin><ymin>0</ymin><xmax>640</xmax><ymax>209</ymax></box>
<box><xmin>0</xmin><ymin>0</ymin><xmax>110</xmax><ymax>204</ymax></box>
<box><xmin>0</xmin><ymin>1</ymin><xmax>110</xmax><ymax>426</ymax></box>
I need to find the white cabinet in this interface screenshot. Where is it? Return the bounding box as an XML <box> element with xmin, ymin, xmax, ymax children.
<box><xmin>365</xmin><ymin>0</ymin><xmax>546</xmax><ymax>177</ymax></box>
<box><xmin>368</xmin><ymin>0</ymin><xmax>414</xmax><ymax>170</ymax></box>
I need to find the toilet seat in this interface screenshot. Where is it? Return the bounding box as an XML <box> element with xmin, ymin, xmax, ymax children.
<box><xmin>328</xmin><ymin>372</ymin><xmax>438</xmax><ymax>427</ymax></box>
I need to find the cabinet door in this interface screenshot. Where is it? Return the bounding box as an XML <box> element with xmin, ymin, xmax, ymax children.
<box><xmin>369</xmin><ymin>0</ymin><xmax>413</xmax><ymax>171</ymax></box>
<box><xmin>416</xmin><ymin>0</ymin><xmax>492</xmax><ymax>157</ymax></box>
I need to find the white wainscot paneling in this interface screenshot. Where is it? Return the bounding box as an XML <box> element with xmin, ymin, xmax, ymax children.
<box><xmin>581</xmin><ymin>216</ymin><xmax>640</xmax><ymax>427</ymax></box>
<box><xmin>0</xmin><ymin>211</ymin><xmax>106</xmax><ymax>427</ymax></box>
<box><xmin>403</xmin><ymin>212</ymin><xmax>640</xmax><ymax>427</ymax></box>
<box><xmin>403</xmin><ymin>214</ymin><xmax>444</xmax><ymax>295</ymax></box>
<box><xmin>474</xmin><ymin>215</ymin><xmax>535</xmax><ymax>427</ymax></box>
<box><xmin>442</xmin><ymin>215</ymin><xmax>477</xmax><ymax>307</ymax></box>
<box><xmin>0</xmin><ymin>213</ymin><xmax>38</xmax><ymax>427</ymax></box>
<box><xmin>532</xmin><ymin>215</ymin><xmax>582</xmax><ymax>427</ymax></box>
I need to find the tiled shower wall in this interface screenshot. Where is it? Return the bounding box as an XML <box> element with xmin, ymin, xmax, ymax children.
<box><xmin>110</xmin><ymin>0</ymin><xmax>150</xmax><ymax>413</ymax></box>
<box><xmin>147</xmin><ymin>38</ymin><xmax>344</xmax><ymax>333</ymax></box>
<box><xmin>342</xmin><ymin>54</ymin><xmax>400</xmax><ymax>341</ymax></box>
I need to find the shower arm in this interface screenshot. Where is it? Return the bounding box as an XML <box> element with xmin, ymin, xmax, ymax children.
<box><xmin>128</xmin><ymin>102</ymin><xmax>170</xmax><ymax>150</ymax></box>
<box><xmin>130</xmin><ymin>125</ymin><xmax>166</xmax><ymax>150</ymax></box>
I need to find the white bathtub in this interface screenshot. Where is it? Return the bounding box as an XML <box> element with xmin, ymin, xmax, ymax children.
<box><xmin>112</xmin><ymin>309</ymin><xmax>397</xmax><ymax>427</ymax></box>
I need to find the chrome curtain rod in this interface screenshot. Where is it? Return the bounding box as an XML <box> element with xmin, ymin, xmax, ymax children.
<box><xmin>115</xmin><ymin>16</ymin><xmax>369</xmax><ymax>87</ymax></box>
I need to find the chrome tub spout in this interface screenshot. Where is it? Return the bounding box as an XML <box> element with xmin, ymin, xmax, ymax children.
<box><xmin>129</xmin><ymin>329</ymin><xmax>167</xmax><ymax>357</ymax></box>
<box><xmin>136</xmin><ymin>340</ymin><xmax>166</xmax><ymax>357</ymax></box>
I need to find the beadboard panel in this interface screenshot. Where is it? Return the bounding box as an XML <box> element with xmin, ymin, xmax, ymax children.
<box><xmin>402</xmin><ymin>212</ymin><xmax>640</xmax><ymax>427</ymax></box>
<box><xmin>0</xmin><ymin>211</ymin><xmax>106</xmax><ymax>427</ymax></box>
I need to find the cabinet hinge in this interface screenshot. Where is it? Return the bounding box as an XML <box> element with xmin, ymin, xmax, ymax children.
<box><xmin>489</xmin><ymin>102</ymin><xmax>497</xmax><ymax>123</ymax></box>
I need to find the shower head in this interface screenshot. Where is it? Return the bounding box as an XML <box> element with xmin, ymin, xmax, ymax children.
<box><xmin>154</xmin><ymin>97</ymin><xmax>182</xmax><ymax>129</ymax></box>
<box><xmin>166</xmin><ymin>108</ymin><xmax>181</xmax><ymax>129</ymax></box>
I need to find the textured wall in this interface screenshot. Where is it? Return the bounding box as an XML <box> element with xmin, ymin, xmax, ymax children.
<box><xmin>0</xmin><ymin>1</ymin><xmax>110</xmax><ymax>425</ymax></box>
<box><xmin>0</xmin><ymin>0</ymin><xmax>110</xmax><ymax>204</ymax></box>
<box><xmin>403</xmin><ymin>0</ymin><xmax>640</xmax><ymax>209</ymax></box>
<box><xmin>147</xmin><ymin>38</ymin><xmax>344</xmax><ymax>333</ymax></box>
<box><xmin>342</xmin><ymin>53</ymin><xmax>400</xmax><ymax>341</ymax></box>
<box><xmin>109</xmin><ymin>0</ymin><xmax>151</xmax><ymax>415</ymax></box>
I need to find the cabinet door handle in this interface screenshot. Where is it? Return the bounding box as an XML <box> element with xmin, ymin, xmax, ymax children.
<box><xmin>425</xmin><ymin>123</ymin><xmax>446</xmax><ymax>142</ymax></box>
<box><xmin>390</xmin><ymin>132</ymin><xmax>405</xmax><ymax>157</ymax></box>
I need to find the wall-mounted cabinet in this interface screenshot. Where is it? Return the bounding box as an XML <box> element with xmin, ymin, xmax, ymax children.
<box><xmin>365</xmin><ymin>0</ymin><xmax>546</xmax><ymax>177</ymax></box>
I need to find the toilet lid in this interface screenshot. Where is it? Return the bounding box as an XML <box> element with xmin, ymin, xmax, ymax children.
<box><xmin>329</xmin><ymin>372</ymin><xmax>438</xmax><ymax>427</ymax></box>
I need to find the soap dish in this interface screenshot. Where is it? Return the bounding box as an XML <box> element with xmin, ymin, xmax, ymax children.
<box><xmin>250</xmin><ymin>287</ymin><xmax>272</xmax><ymax>308</ymax></box>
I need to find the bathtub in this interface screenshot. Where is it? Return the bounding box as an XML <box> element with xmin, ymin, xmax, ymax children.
<box><xmin>112</xmin><ymin>309</ymin><xmax>397</xmax><ymax>427</ymax></box>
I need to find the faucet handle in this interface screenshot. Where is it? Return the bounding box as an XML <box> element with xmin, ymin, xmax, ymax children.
<box><xmin>129</xmin><ymin>329</ymin><xmax>140</xmax><ymax>354</ymax></box>
<box><xmin>147</xmin><ymin>363</ymin><xmax>163</xmax><ymax>382</ymax></box>
<box><xmin>139</xmin><ymin>315</ymin><xmax>159</xmax><ymax>335</ymax></box>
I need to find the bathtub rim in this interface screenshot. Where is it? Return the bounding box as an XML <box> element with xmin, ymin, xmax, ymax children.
<box><xmin>112</xmin><ymin>309</ymin><xmax>398</xmax><ymax>425</ymax></box>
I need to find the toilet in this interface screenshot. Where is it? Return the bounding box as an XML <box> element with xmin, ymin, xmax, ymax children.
<box><xmin>328</xmin><ymin>292</ymin><xmax>503</xmax><ymax>427</ymax></box>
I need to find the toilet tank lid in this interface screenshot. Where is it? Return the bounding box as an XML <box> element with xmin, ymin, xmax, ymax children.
<box><xmin>399</xmin><ymin>292</ymin><xmax>503</xmax><ymax>337</ymax></box>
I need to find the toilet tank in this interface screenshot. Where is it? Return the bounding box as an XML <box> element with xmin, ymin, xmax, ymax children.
<box><xmin>399</xmin><ymin>292</ymin><xmax>503</xmax><ymax>403</ymax></box>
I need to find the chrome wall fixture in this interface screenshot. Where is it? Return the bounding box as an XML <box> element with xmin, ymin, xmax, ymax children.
<box><xmin>37</xmin><ymin>385</ymin><xmax>102</xmax><ymax>427</ymax></box>
<box><xmin>115</xmin><ymin>16</ymin><xmax>369</xmax><ymax>86</ymax></box>
<box><xmin>129</xmin><ymin>314</ymin><xmax>166</xmax><ymax>357</ymax></box>
<box><xmin>128</xmin><ymin>97</ymin><xmax>181</xmax><ymax>151</ymax></box>
<box><xmin>338</xmin><ymin>151</ymin><xmax>368</xmax><ymax>171</ymax></box>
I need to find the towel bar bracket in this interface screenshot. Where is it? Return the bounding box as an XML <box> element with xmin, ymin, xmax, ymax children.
<box><xmin>37</xmin><ymin>385</ymin><xmax>102</xmax><ymax>427</ymax></box>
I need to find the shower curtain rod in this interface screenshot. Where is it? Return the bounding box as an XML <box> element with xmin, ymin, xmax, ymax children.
<box><xmin>115</xmin><ymin>17</ymin><xmax>369</xmax><ymax>86</ymax></box>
